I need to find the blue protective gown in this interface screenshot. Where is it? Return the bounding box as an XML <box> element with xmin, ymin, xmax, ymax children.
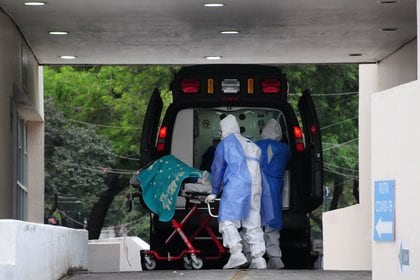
<box><xmin>211</xmin><ymin>133</ymin><xmax>252</xmax><ymax>222</ymax></box>
<box><xmin>256</xmin><ymin>139</ymin><xmax>291</xmax><ymax>229</ymax></box>
<box><xmin>211</xmin><ymin>133</ymin><xmax>274</xmax><ymax>225</ymax></box>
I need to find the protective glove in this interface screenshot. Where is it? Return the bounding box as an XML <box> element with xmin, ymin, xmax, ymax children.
<box><xmin>198</xmin><ymin>170</ymin><xmax>211</xmax><ymax>185</ymax></box>
<box><xmin>205</xmin><ymin>194</ymin><xmax>217</xmax><ymax>203</ymax></box>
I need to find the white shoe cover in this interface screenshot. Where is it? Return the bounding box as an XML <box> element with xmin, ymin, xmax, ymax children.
<box><xmin>249</xmin><ymin>257</ymin><xmax>267</xmax><ymax>269</ymax></box>
<box><xmin>267</xmin><ymin>257</ymin><xmax>285</xmax><ymax>269</ymax></box>
<box><xmin>223</xmin><ymin>252</ymin><xmax>248</xmax><ymax>269</ymax></box>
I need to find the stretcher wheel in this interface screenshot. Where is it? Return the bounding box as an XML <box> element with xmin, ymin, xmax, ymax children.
<box><xmin>183</xmin><ymin>256</ymin><xmax>193</xmax><ymax>270</ymax></box>
<box><xmin>144</xmin><ymin>256</ymin><xmax>157</xmax><ymax>270</ymax></box>
<box><xmin>183</xmin><ymin>261</ymin><xmax>193</xmax><ymax>270</ymax></box>
<box><xmin>191</xmin><ymin>256</ymin><xmax>203</xmax><ymax>270</ymax></box>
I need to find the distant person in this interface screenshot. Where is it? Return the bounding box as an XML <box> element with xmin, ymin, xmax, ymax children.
<box><xmin>206</xmin><ymin>114</ymin><xmax>270</xmax><ymax>269</ymax></box>
<box><xmin>256</xmin><ymin>119</ymin><xmax>291</xmax><ymax>269</ymax></box>
<box><xmin>48</xmin><ymin>208</ymin><xmax>62</xmax><ymax>226</ymax></box>
<box><xmin>200</xmin><ymin>144</ymin><xmax>217</xmax><ymax>172</ymax></box>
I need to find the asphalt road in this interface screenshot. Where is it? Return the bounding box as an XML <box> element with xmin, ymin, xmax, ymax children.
<box><xmin>67</xmin><ymin>269</ymin><xmax>371</xmax><ymax>280</ymax></box>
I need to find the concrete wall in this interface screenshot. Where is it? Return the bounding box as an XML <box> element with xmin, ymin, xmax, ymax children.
<box><xmin>0</xmin><ymin>9</ymin><xmax>44</xmax><ymax>221</ymax></box>
<box><xmin>323</xmin><ymin>34</ymin><xmax>417</xmax><ymax>271</ymax></box>
<box><xmin>88</xmin><ymin>237</ymin><xmax>150</xmax><ymax>272</ymax></box>
<box><xmin>378</xmin><ymin>39</ymin><xmax>417</xmax><ymax>91</ymax></box>
<box><xmin>0</xmin><ymin>220</ymin><xmax>88</xmax><ymax>279</ymax></box>
<box><xmin>0</xmin><ymin>8</ymin><xmax>18</xmax><ymax>219</ymax></box>
<box><xmin>27</xmin><ymin>119</ymin><xmax>45</xmax><ymax>222</ymax></box>
<box><xmin>369</xmin><ymin>9</ymin><xmax>419</xmax><ymax>277</ymax></box>
<box><xmin>371</xmin><ymin>80</ymin><xmax>420</xmax><ymax>280</ymax></box>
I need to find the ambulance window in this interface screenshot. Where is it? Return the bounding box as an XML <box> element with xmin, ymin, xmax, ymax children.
<box><xmin>191</xmin><ymin>108</ymin><xmax>287</xmax><ymax>169</ymax></box>
<box><xmin>171</xmin><ymin>109</ymin><xmax>194</xmax><ymax>166</ymax></box>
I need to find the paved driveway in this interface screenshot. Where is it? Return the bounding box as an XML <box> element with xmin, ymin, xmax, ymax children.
<box><xmin>67</xmin><ymin>269</ymin><xmax>371</xmax><ymax>280</ymax></box>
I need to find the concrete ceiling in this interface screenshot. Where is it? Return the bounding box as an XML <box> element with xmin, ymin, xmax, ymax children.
<box><xmin>0</xmin><ymin>0</ymin><xmax>417</xmax><ymax>65</ymax></box>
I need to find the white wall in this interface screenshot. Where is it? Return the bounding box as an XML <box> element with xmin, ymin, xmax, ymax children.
<box><xmin>0</xmin><ymin>9</ymin><xmax>44</xmax><ymax>221</ymax></box>
<box><xmin>88</xmin><ymin>237</ymin><xmax>150</xmax><ymax>272</ymax></box>
<box><xmin>371</xmin><ymin>80</ymin><xmax>420</xmax><ymax>280</ymax></box>
<box><xmin>0</xmin><ymin>220</ymin><xmax>88</xmax><ymax>279</ymax></box>
<box><xmin>323</xmin><ymin>33</ymin><xmax>417</xmax><ymax>272</ymax></box>
<box><xmin>370</xmin><ymin>34</ymin><xmax>418</xmax><ymax>280</ymax></box>
<box><xmin>378</xmin><ymin>39</ymin><xmax>417</xmax><ymax>92</ymax></box>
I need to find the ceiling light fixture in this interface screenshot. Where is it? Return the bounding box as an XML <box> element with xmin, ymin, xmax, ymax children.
<box><xmin>24</xmin><ymin>2</ymin><xmax>46</xmax><ymax>6</ymax></box>
<box><xmin>60</xmin><ymin>55</ymin><xmax>76</xmax><ymax>60</ymax></box>
<box><xmin>348</xmin><ymin>53</ymin><xmax>363</xmax><ymax>57</ymax></box>
<box><xmin>380</xmin><ymin>28</ymin><xmax>400</xmax><ymax>32</ymax></box>
<box><xmin>203</xmin><ymin>3</ymin><xmax>225</xmax><ymax>7</ymax></box>
<box><xmin>220</xmin><ymin>30</ymin><xmax>240</xmax><ymax>34</ymax></box>
<box><xmin>204</xmin><ymin>56</ymin><xmax>222</xmax><ymax>60</ymax></box>
<box><xmin>377</xmin><ymin>0</ymin><xmax>398</xmax><ymax>4</ymax></box>
<box><xmin>49</xmin><ymin>31</ymin><xmax>69</xmax><ymax>35</ymax></box>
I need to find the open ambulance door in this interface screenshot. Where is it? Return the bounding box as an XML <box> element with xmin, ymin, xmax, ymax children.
<box><xmin>298</xmin><ymin>90</ymin><xmax>324</xmax><ymax>212</ymax></box>
<box><xmin>139</xmin><ymin>88</ymin><xmax>163</xmax><ymax>168</ymax></box>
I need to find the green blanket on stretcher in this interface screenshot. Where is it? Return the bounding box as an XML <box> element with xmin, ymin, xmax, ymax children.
<box><xmin>136</xmin><ymin>155</ymin><xmax>204</xmax><ymax>222</ymax></box>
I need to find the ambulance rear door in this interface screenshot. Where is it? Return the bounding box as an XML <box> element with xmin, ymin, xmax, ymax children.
<box><xmin>298</xmin><ymin>90</ymin><xmax>324</xmax><ymax>211</ymax></box>
<box><xmin>139</xmin><ymin>89</ymin><xmax>163</xmax><ymax>168</ymax></box>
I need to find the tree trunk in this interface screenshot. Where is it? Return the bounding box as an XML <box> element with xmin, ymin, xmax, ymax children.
<box><xmin>329</xmin><ymin>174</ymin><xmax>343</xmax><ymax>210</ymax></box>
<box><xmin>87</xmin><ymin>173</ymin><xmax>126</xmax><ymax>240</ymax></box>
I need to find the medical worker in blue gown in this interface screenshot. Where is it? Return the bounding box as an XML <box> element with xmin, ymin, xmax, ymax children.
<box><xmin>205</xmin><ymin>114</ymin><xmax>269</xmax><ymax>269</ymax></box>
<box><xmin>256</xmin><ymin>119</ymin><xmax>291</xmax><ymax>269</ymax></box>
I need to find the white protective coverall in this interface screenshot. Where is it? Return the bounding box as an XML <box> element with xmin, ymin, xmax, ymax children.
<box><xmin>256</xmin><ymin>119</ymin><xmax>290</xmax><ymax>269</ymax></box>
<box><xmin>206</xmin><ymin>114</ymin><xmax>267</xmax><ymax>269</ymax></box>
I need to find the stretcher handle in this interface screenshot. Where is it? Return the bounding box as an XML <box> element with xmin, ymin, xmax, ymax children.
<box><xmin>207</xmin><ymin>198</ymin><xmax>220</xmax><ymax>218</ymax></box>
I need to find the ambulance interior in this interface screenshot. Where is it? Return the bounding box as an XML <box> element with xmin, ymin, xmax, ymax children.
<box><xmin>170</xmin><ymin>107</ymin><xmax>291</xmax><ymax>209</ymax></box>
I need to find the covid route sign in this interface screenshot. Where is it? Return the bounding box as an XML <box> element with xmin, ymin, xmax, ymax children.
<box><xmin>373</xmin><ymin>180</ymin><xmax>395</xmax><ymax>241</ymax></box>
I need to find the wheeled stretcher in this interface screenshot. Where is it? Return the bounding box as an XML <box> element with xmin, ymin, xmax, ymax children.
<box><xmin>142</xmin><ymin>182</ymin><xmax>227</xmax><ymax>270</ymax></box>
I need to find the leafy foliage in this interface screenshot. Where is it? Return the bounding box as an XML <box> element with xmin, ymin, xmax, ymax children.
<box><xmin>44</xmin><ymin>66</ymin><xmax>177</xmax><ymax>236</ymax></box>
<box><xmin>283</xmin><ymin>64</ymin><xmax>359</xmax><ymax>238</ymax></box>
<box><xmin>44</xmin><ymin>97</ymin><xmax>115</xmax><ymax>225</ymax></box>
<box><xmin>284</xmin><ymin>64</ymin><xmax>359</xmax><ymax>203</ymax></box>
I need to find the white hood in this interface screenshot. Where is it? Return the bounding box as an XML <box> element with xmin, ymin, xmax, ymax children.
<box><xmin>261</xmin><ymin>119</ymin><xmax>282</xmax><ymax>140</ymax></box>
<box><xmin>220</xmin><ymin>114</ymin><xmax>240</xmax><ymax>139</ymax></box>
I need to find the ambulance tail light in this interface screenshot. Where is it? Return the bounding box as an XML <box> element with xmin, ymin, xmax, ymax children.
<box><xmin>293</xmin><ymin>126</ymin><xmax>305</xmax><ymax>151</ymax></box>
<box><xmin>156</xmin><ymin>126</ymin><xmax>168</xmax><ymax>152</ymax></box>
<box><xmin>261</xmin><ymin>79</ymin><xmax>281</xmax><ymax>94</ymax></box>
<box><xmin>247</xmin><ymin>79</ymin><xmax>254</xmax><ymax>94</ymax></box>
<box><xmin>207</xmin><ymin>79</ymin><xmax>214</xmax><ymax>94</ymax></box>
<box><xmin>181</xmin><ymin>79</ymin><xmax>200</xmax><ymax>94</ymax></box>
<box><xmin>158</xmin><ymin>126</ymin><xmax>167</xmax><ymax>138</ymax></box>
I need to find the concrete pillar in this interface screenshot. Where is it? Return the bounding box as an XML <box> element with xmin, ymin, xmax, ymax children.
<box><xmin>418</xmin><ymin>0</ymin><xmax>420</xmax><ymax>80</ymax></box>
<box><xmin>359</xmin><ymin>64</ymin><xmax>377</xmax><ymax>209</ymax></box>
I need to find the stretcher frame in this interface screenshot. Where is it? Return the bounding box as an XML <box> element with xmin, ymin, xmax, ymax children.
<box><xmin>142</xmin><ymin>191</ymin><xmax>227</xmax><ymax>270</ymax></box>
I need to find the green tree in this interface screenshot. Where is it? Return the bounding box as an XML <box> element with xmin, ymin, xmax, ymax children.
<box><xmin>44</xmin><ymin>66</ymin><xmax>177</xmax><ymax>168</ymax></box>
<box><xmin>284</xmin><ymin>64</ymin><xmax>359</xmax><ymax>207</ymax></box>
<box><xmin>44</xmin><ymin>66</ymin><xmax>177</xmax><ymax>237</ymax></box>
<box><xmin>44</xmin><ymin>97</ymin><xmax>115</xmax><ymax>226</ymax></box>
<box><xmin>283</xmin><ymin>64</ymin><xmax>359</xmax><ymax>238</ymax></box>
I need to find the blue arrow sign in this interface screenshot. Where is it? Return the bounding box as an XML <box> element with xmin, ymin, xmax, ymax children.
<box><xmin>399</xmin><ymin>242</ymin><xmax>409</xmax><ymax>272</ymax></box>
<box><xmin>373</xmin><ymin>180</ymin><xmax>395</xmax><ymax>241</ymax></box>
